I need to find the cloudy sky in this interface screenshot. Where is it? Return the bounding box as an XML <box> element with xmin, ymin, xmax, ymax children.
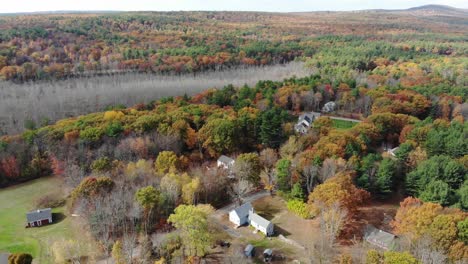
<box><xmin>1</xmin><ymin>0</ymin><xmax>467</xmax><ymax>13</ymax></box>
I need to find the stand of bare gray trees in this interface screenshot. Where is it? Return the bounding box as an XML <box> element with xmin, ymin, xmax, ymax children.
<box><xmin>0</xmin><ymin>62</ymin><xmax>311</xmax><ymax>134</ymax></box>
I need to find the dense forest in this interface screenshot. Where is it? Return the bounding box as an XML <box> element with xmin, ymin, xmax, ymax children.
<box><xmin>0</xmin><ymin>10</ymin><xmax>466</xmax><ymax>81</ymax></box>
<box><xmin>0</xmin><ymin>7</ymin><xmax>467</xmax><ymax>264</ymax></box>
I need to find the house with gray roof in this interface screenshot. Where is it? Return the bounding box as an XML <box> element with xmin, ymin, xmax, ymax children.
<box><xmin>363</xmin><ymin>225</ymin><xmax>398</xmax><ymax>250</ymax></box>
<box><xmin>294</xmin><ymin>112</ymin><xmax>321</xmax><ymax>134</ymax></box>
<box><xmin>322</xmin><ymin>101</ymin><xmax>336</xmax><ymax>113</ymax></box>
<box><xmin>26</xmin><ymin>208</ymin><xmax>52</xmax><ymax>227</ymax></box>
<box><xmin>229</xmin><ymin>202</ymin><xmax>274</xmax><ymax>236</ymax></box>
<box><xmin>217</xmin><ymin>155</ymin><xmax>235</xmax><ymax>170</ymax></box>
<box><xmin>229</xmin><ymin>202</ymin><xmax>253</xmax><ymax>226</ymax></box>
<box><xmin>249</xmin><ymin>211</ymin><xmax>274</xmax><ymax>236</ymax></box>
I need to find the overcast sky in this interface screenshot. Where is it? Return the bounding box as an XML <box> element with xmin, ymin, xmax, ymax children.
<box><xmin>1</xmin><ymin>0</ymin><xmax>467</xmax><ymax>13</ymax></box>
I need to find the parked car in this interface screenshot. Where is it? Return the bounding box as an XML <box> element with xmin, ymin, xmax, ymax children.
<box><xmin>263</xmin><ymin>248</ymin><xmax>273</xmax><ymax>262</ymax></box>
<box><xmin>244</xmin><ymin>244</ymin><xmax>255</xmax><ymax>257</ymax></box>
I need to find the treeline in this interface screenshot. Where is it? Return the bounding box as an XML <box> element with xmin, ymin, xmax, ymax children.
<box><xmin>0</xmin><ymin>62</ymin><xmax>310</xmax><ymax>134</ymax></box>
<box><xmin>0</xmin><ymin>11</ymin><xmax>466</xmax><ymax>81</ymax></box>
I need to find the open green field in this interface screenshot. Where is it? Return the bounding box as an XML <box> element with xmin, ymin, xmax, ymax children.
<box><xmin>0</xmin><ymin>177</ymin><xmax>78</xmax><ymax>262</ymax></box>
<box><xmin>332</xmin><ymin>119</ymin><xmax>359</xmax><ymax>130</ymax></box>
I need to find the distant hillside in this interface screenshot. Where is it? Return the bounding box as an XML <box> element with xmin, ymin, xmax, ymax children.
<box><xmin>293</xmin><ymin>5</ymin><xmax>467</xmax><ymax>18</ymax></box>
<box><xmin>399</xmin><ymin>4</ymin><xmax>468</xmax><ymax>17</ymax></box>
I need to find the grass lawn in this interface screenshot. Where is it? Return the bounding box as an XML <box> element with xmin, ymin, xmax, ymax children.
<box><xmin>0</xmin><ymin>176</ymin><xmax>84</xmax><ymax>262</ymax></box>
<box><xmin>332</xmin><ymin>119</ymin><xmax>358</xmax><ymax>130</ymax></box>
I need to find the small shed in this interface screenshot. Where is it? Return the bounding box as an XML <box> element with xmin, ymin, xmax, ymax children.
<box><xmin>217</xmin><ymin>155</ymin><xmax>235</xmax><ymax>170</ymax></box>
<box><xmin>249</xmin><ymin>211</ymin><xmax>274</xmax><ymax>236</ymax></box>
<box><xmin>229</xmin><ymin>202</ymin><xmax>253</xmax><ymax>227</ymax></box>
<box><xmin>244</xmin><ymin>244</ymin><xmax>255</xmax><ymax>257</ymax></box>
<box><xmin>26</xmin><ymin>208</ymin><xmax>52</xmax><ymax>227</ymax></box>
<box><xmin>364</xmin><ymin>225</ymin><xmax>398</xmax><ymax>250</ymax></box>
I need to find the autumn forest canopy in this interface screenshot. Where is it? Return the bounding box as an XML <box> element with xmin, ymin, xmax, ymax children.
<box><xmin>0</xmin><ymin>6</ymin><xmax>467</xmax><ymax>264</ymax></box>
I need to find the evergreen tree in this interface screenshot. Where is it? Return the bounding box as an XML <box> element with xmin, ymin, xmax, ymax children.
<box><xmin>375</xmin><ymin>158</ymin><xmax>396</xmax><ymax>198</ymax></box>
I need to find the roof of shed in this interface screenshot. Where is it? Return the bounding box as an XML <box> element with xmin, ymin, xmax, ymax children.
<box><xmin>26</xmin><ymin>208</ymin><xmax>52</xmax><ymax>222</ymax></box>
<box><xmin>364</xmin><ymin>225</ymin><xmax>397</xmax><ymax>249</ymax></box>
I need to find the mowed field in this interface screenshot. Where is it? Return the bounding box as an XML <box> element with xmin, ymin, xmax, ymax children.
<box><xmin>332</xmin><ymin>119</ymin><xmax>359</xmax><ymax>130</ymax></box>
<box><xmin>0</xmin><ymin>177</ymin><xmax>93</xmax><ymax>262</ymax></box>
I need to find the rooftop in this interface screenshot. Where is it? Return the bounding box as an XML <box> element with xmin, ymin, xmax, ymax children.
<box><xmin>364</xmin><ymin>225</ymin><xmax>397</xmax><ymax>250</ymax></box>
<box><xmin>218</xmin><ymin>155</ymin><xmax>235</xmax><ymax>164</ymax></box>
<box><xmin>231</xmin><ymin>202</ymin><xmax>253</xmax><ymax>218</ymax></box>
<box><xmin>249</xmin><ymin>211</ymin><xmax>272</xmax><ymax>228</ymax></box>
<box><xmin>26</xmin><ymin>208</ymin><xmax>52</xmax><ymax>223</ymax></box>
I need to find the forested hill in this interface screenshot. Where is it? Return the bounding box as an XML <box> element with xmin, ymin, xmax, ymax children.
<box><xmin>0</xmin><ymin>7</ymin><xmax>466</xmax><ymax>82</ymax></box>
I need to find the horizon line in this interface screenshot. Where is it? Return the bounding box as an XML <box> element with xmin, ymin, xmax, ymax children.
<box><xmin>0</xmin><ymin>4</ymin><xmax>466</xmax><ymax>15</ymax></box>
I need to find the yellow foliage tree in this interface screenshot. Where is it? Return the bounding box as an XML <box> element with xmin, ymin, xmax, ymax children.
<box><xmin>155</xmin><ymin>151</ymin><xmax>179</xmax><ymax>174</ymax></box>
<box><xmin>104</xmin><ymin>110</ymin><xmax>125</xmax><ymax>121</ymax></box>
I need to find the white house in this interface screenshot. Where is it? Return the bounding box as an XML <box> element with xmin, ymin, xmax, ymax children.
<box><xmin>249</xmin><ymin>211</ymin><xmax>274</xmax><ymax>236</ymax></box>
<box><xmin>294</xmin><ymin>112</ymin><xmax>321</xmax><ymax>134</ymax></box>
<box><xmin>387</xmin><ymin>147</ymin><xmax>399</xmax><ymax>157</ymax></box>
<box><xmin>229</xmin><ymin>202</ymin><xmax>252</xmax><ymax>227</ymax></box>
<box><xmin>322</xmin><ymin>101</ymin><xmax>336</xmax><ymax>113</ymax></box>
<box><xmin>217</xmin><ymin>155</ymin><xmax>235</xmax><ymax>170</ymax></box>
<box><xmin>229</xmin><ymin>203</ymin><xmax>274</xmax><ymax>236</ymax></box>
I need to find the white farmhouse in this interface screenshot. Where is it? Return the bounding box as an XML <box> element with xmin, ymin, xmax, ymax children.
<box><xmin>249</xmin><ymin>211</ymin><xmax>274</xmax><ymax>236</ymax></box>
<box><xmin>294</xmin><ymin>112</ymin><xmax>321</xmax><ymax>134</ymax></box>
<box><xmin>229</xmin><ymin>202</ymin><xmax>274</xmax><ymax>236</ymax></box>
<box><xmin>229</xmin><ymin>202</ymin><xmax>252</xmax><ymax>227</ymax></box>
<box><xmin>217</xmin><ymin>155</ymin><xmax>235</xmax><ymax>170</ymax></box>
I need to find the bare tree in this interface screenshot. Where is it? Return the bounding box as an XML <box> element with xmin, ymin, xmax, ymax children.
<box><xmin>319</xmin><ymin>158</ymin><xmax>346</xmax><ymax>183</ymax></box>
<box><xmin>303</xmin><ymin>164</ymin><xmax>319</xmax><ymax>194</ymax></box>
<box><xmin>412</xmin><ymin>236</ymin><xmax>448</xmax><ymax>264</ymax></box>
<box><xmin>122</xmin><ymin>226</ymin><xmax>138</xmax><ymax>264</ymax></box>
<box><xmin>229</xmin><ymin>179</ymin><xmax>251</xmax><ymax>206</ymax></box>
<box><xmin>318</xmin><ymin>202</ymin><xmax>348</xmax><ymax>247</ymax></box>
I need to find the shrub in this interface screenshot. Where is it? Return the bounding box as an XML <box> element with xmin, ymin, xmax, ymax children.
<box><xmin>91</xmin><ymin>157</ymin><xmax>112</xmax><ymax>172</ymax></box>
<box><xmin>105</xmin><ymin>121</ymin><xmax>124</xmax><ymax>137</ymax></box>
<box><xmin>287</xmin><ymin>199</ymin><xmax>312</xmax><ymax>219</ymax></box>
<box><xmin>8</xmin><ymin>253</ymin><xmax>33</xmax><ymax>264</ymax></box>
<box><xmin>71</xmin><ymin>176</ymin><xmax>114</xmax><ymax>201</ymax></box>
<box><xmin>103</xmin><ymin>110</ymin><xmax>125</xmax><ymax>121</ymax></box>
<box><xmin>79</xmin><ymin>127</ymin><xmax>104</xmax><ymax>142</ymax></box>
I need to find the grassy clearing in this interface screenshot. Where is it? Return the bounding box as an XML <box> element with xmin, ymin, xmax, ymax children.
<box><xmin>252</xmin><ymin>196</ymin><xmax>283</xmax><ymax>221</ymax></box>
<box><xmin>0</xmin><ymin>177</ymin><xmax>84</xmax><ymax>262</ymax></box>
<box><xmin>332</xmin><ymin>119</ymin><xmax>358</xmax><ymax>130</ymax></box>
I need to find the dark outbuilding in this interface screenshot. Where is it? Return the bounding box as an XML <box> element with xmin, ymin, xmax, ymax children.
<box><xmin>26</xmin><ymin>208</ymin><xmax>52</xmax><ymax>227</ymax></box>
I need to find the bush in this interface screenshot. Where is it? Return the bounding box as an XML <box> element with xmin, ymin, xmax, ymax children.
<box><xmin>91</xmin><ymin>157</ymin><xmax>112</xmax><ymax>172</ymax></box>
<box><xmin>79</xmin><ymin>127</ymin><xmax>104</xmax><ymax>142</ymax></box>
<box><xmin>105</xmin><ymin>121</ymin><xmax>124</xmax><ymax>137</ymax></box>
<box><xmin>287</xmin><ymin>199</ymin><xmax>312</xmax><ymax>219</ymax></box>
<box><xmin>8</xmin><ymin>253</ymin><xmax>33</xmax><ymax>264</ymax></box>
<box><xmin>71</xmin><ymin>176</ymin><xmax>114</xmax><ymax>201</ymax></box>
